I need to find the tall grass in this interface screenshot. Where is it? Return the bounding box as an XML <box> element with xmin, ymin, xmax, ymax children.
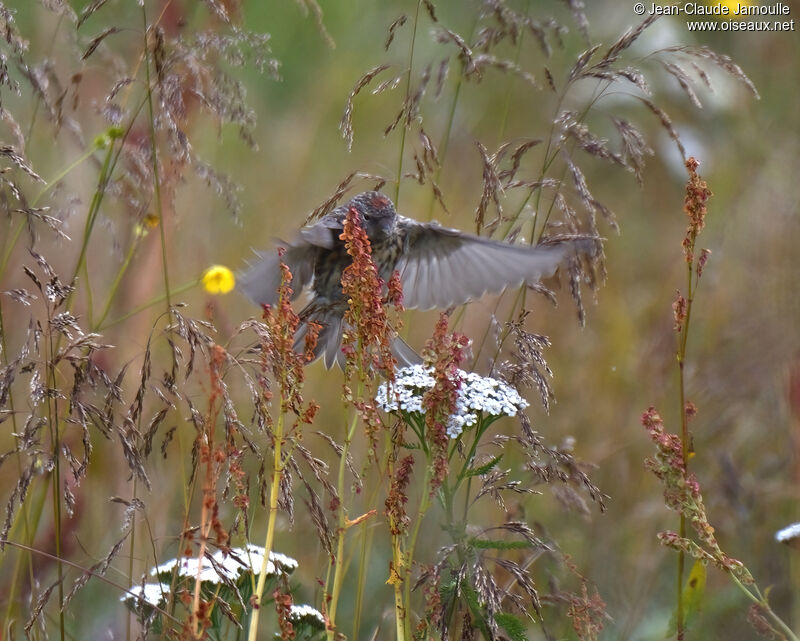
<box><xmin>0</xmin><ymin>2</ymin><xmax>788</xmax><ymax>641</ymax></box>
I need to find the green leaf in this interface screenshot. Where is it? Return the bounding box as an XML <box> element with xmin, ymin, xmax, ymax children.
<box><xmin>469</xmin><ymin>538</ymin><xmax>532</xmax><ymax>551</ymax></box>
<box><xmin>667</xmin><ymin>559</ymin><xmax>707</xmax><ymax>637</ymax></box>
<box><xmin>465</xmin><ymin>455</ymin><xmax>504</xmax><ymax>477</ymax></box>
<box><xmin>495</xmin><ymin>612</ymin><xmax>529</xmax><ymax>641</ymax></box>
<box><xmin>461</xmin><ymin>583</ymin><xmax>493</xmax><ymax>639</ymax></box>
<box><xmin>683</xmin><ymin>559</ymin><xmax>706</xmax><ymax>624</ymax></box>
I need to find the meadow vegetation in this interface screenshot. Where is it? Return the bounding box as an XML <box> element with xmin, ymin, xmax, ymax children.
<box><xmin>0</xmin><ymin>1</ymin><xmax>797</xmax><ymax>640</ymax></box>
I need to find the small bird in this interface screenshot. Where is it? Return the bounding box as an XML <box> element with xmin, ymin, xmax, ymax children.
<box><xmin>239</xmin><ymin>191</ymin><xmax>596</xmax><ymax>368</ymax></box>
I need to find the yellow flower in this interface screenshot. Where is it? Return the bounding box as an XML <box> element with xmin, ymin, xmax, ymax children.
<box><xmin>134</xmin><ymin>213</ymin><xmax>160</xmax><ymax>238</ymax></box>
<box><xmin>202</xmin><ymin>265</ymin><xmax>236</xmax><ymax>294</ymax></box>
<box><xmin>143</xmin><ymin>213</ymin><xmax>160</xmax><ymax>228</ymax></box>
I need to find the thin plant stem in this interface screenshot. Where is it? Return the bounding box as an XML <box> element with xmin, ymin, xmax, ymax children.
<box><xmin>2</xmin><ymin>539</ymin><xmax>182</xmax><ymax>626</ymax></box>
<box><xmin>44</xmin><ymin>301</ymin><xmax>66</xmax><ymax>641</ymax></box>
<box><xmin>385</xmin><ymin>434</ymin><xmax>408</xmax><ymax>641</ymax></box>
<box><xmin>8</xmin><ymin>89</ymin><xmax>148</xmax><ymax>634</ymax></box>
<box><xmin>497</xmin><ymin>0</ymin><xmax>531</xmax><ymax>143</ymax></box>
<box><xmin>729</xmin><ymin>574</ymin><xmax>800</xmax><ymax>641</ymax></box>
<box><xmin>394</xmin><ymin>0</ymin><xmax>423</xmax><ymax>206</ymax></box>
<box><xmin>352</xmin><ymin>518</ymin><xmax>374</xmax><ymax>641</ymax></box>
<box><xmin>165</xmin><ymin>421</ymin><xmax>203</xmax><ymax>639</ymax></box>
<box><xmin>424</xmin><ymin>74</ymin><xmax>462</xmax><ymax>221</ymax></box>
<box><xmin>0</xmin><ymin>219</ymin><xmax>26</xmax><ymax>283</ymax></box>
<box><xmin>468</xmin><ymin>79</ymin><xmax>614</xmax><ymax>369</ymax></box>
<box><xmin>247</xmin><ymin>407</ymin><xmax>286</xmax><ymax>641</ymax></box>
<box><xmin>424</xmin><ymin>12</ymin><xmax>480</xmax><ymax>221</ymax></box>
<box><xmin>32</xmin><ymin>144</ymin><xmax>102</xmax><ymax>205</ymax></box>
<box><xmin>0</xmin><ymin>296</ymin><xmax>31</xmax><ymax>630</ymax></box>
<box><xmin>327</xmin><ymin>385</ymin><xmax>363</xmax><ymax>641</ymax></box>
<box><xmin>1</xmin><ymin>464</ymin><xmax>48</xmax><ymax>631</ymax></box>
<box><xmin>0</xmin><ymin>143</ymin><xmax>100</xmax><ymax>284</ymax></box>
<box><xmin>674</xmin><ymin>257</ymin><xmax>694</xmax><ymax>639</ymax></box>
<box><xmin>98</xmin><ymin>279</ymin><xmax>199</xmax><ymax>331</ymax></box>
<box><xmin>352</xmin><ymin>453</ymin><xmax>388</xmax><ymax>641</ymax></box>
<box><xmin>59</xmin><ymin>95</ymin><xmax>149</xmax><ymax>322</ymax></box>
<box><xmin>63</xmin><ymin>143</ymin><xmax>115</xmax><ymax>317</ymax></box>
<box><xmin>793</xmin><ymin>543</ymin><xmax>800</xmax><ymax>635</ymax></box>
<box><xmin>392</xmin><ymin>541</ymin><xmax>408</xmax><ymax>641</ymax></box>
<box><xmin>94</xmin><ymin>236</ymin><xmax>143</xmax><ymax>331</ymax></box>
<box><xmin>141</xmin><ymin>6</ymin><xmax>172</xmax><ymax>316</ymax></box>
<box><xmin>83</xmin><ymin>259</ymin><xmax>95</xmax><ymax>327</ymax></box>
<box><xmin>126</xmin><ymin>476</ymin><xmax>138</xmax><ymax>641</ymax></box>
<box><xmin>402</xmin><ymin>462</ymin><xmax>433</xmax><ymax>635</ymax></box>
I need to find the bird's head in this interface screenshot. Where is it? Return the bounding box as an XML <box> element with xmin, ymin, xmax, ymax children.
<box><xmin>349</xmin><ymin>191</ymin><xmax>397</xmax><ymax>239</ymax></box>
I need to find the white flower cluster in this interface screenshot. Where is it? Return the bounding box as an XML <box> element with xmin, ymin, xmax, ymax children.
<box><xmin>376</xmin><ymin>365</ymin><xmax>529</xmax><ymax>438</ymax></box>
<box><xmin>290</xmin><ymin>603</ymin><xmax>326</xmax><ymax>627</ymax></box>
<box><xmin>775</xmin><ymin>522</ymin><xmax>800</xmax><ymax>543</ymax></box>
<box><xmin>123</xmin><ymin>546</ymin><xmax>298</xmax><ymax>606</ymax></box>
<box><xmin>124</xmin><ymin>582</ymin><xmax>170</xmax><ymax>606</ymax></box>
<box><xmin>152</xmin><ymin>545</ymin><xmax>298</xmax><ymax>583</ymax></box>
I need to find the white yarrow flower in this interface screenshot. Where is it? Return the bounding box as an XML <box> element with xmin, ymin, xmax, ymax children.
<box><xmin>151</xmin><ymin>546</ymin><xmax>298</xmax><ymax>584</ymax></box>
<box><xmin>376</xmin><ymin>365</ymin><xmax>528</xmax><ymax>438</ymax></box>
<box><xmin>290</xmin><ymin>603</ymin><xmax>326</xmax><ymax>627</ymax></box>
<box><xmin>776</xmin><ymin>522</ymin><xmax>800</xmax><ymax>544</ymax></box>
<box><xmin>122</xmin><ymin>582</ymin><xmax>170</xmax><ymax>606</ymax></box>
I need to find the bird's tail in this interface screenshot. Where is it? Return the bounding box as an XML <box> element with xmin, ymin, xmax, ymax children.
<box><xmin>391</xmin><ymin>334</ymin><xmax>422</xmax><ymax>368</ymax></box>
<box><xmin>295</xmin><ymin>304</ymin><xmax>421</xmax><ymax>370</ymax></box>
<box><xmin>294</xmin><ymin>305</ymin><xmax>345</xmax><ymax>369</ymax></box>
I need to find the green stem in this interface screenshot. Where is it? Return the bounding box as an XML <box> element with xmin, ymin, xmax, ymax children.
<box><xmin>456</xmin><ymin>416</ymin><xmax>495</xmax><ymax>483</ymax></box>
<box><xmin>352</xmin><ymin>516</ymin><xmax>373</xmax><ymax>641</ymax></box>
<box><xmin>0</xmin><ymin>218</ymin><xmax>25</xmax><ymax>283</ymax></box>
<box><xmin>394</xmin><ymin>0</ymin><xmax>423</xmax><ymax>206</ymax></box>
<box><xmin>97</xmin><ymin>279</ymin><xmax>199</xmax><ymax>331</ymax></box>
<box><xmin>0</xmin><ymin>144</ymin><xmax>100</xmax><ymax>283</ymax></box>
<box><xmin>141</xmin><ymin>6</ymin><xmax>172</xmax><ymax>316</ymax></box>
<box><xmin>469</xmin><ymin>77</ymin><xmax>612</xmax><ymax>368</ymax></box>
<box><xmin>441</xmin><ymin>477</ymin><xmax>456</xmax><ymax>538</ymax></box>
<box><xmin>23</xmin><ymin>14</ymin><xmax>64</xmax><ymax>145</ymax></box>
<box><xmin>247</xmin><ymin>408</ymin><xmax>285</xmax><ymax>641</ymax></box>
<box><xmin>403</xmin><ymin>462</ymin><xmax>433</xmax><ymax>635</ymax></box>
<box><xmin>353</xmin><ymin>437</ymin><xmax>392</xmax><ymax>641</ymax></box>
<box><xmin>32</xmin><ymin>144</ymin><xmax>101</xmax><ymax>205</ymax></box>
<box><xmin>45</xmin><ymin>304</ymin><xmax>66</xmax><ymax>641</ymax></box>
<box><xmin>392</xmin><ymin>544</ymin><xmax>408</xmax><ymax>641</ymax></box>
<box><xmin>675</xmin><ymin>260</ymin><xmax>694</xmax><ymax>639</ymax></box>
<box><xmin>0</xmin><ymin>295</ymin><xmax>30</xmax><ymax>631</ymax></box>
<box><xmin>126</xmin><ymin>476</ymin><xmax>138</xmax><ymax>641</ymax></box>
<box><xmin>327</xmin><ymin>384</ymin><xmax>362</xmax><ymax>641</ymax></box>
<box><xmin>496</xmin><ymin>0</ymin><xmax>531</xmax><ymax>143</ymax></box>
<box><xmin>1</xmin><ymin>539</ymin><xmax>181</xmax><ymax>626</ymax></box>
<box><xmin>424</xmin><ymin>12</ymin><xmax>479</xmax><ymax>221</ymax></box>
<box><xmin>93</xmin><ymin>236</ymin><xmax>142</xmax><ymax>331</ymax></box>
<box><xmin>385</xmin><ymin>430</ymin><xmax>409</xmax><ymax>641</ymax></box>
<box><xmin>1</xmin><ymin>473</ymin><xmax>47</xmax><ymax>631</ymax></box>
<box><xmin>83</xmin><ymin>258</ymin><xmax>95</xmax><ymax>328</ymax></box>
<box><xmin>63</xmin><ymin>143</ymin><xmax>115</xmax><ymax>317</ymax></box>
<box><xmin>729</xmin><ymin>574</ymin><xmax>800</xmax><ymax>641</ymax></box>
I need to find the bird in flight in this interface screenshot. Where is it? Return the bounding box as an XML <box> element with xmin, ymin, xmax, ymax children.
<box><xmin>239</xmin><ymin>191</ymin><xmax>598</xmax><ymax>368</ymax></box>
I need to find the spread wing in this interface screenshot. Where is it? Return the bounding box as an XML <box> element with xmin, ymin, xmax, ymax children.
<box><xmin>395</xmin><ymin>217</ymin><xmax>591</xmax><ymax>311</ymax></box>
<box><xmin>237</xmin><ymin>242</ymin><xmax>316</xmax><ymax>306</ymax></box>
<box><xmin>237</xmin><ymin>213</ymin><xmax>345</xmax><ymax>306</ymax></box>
<box><xmin>298</xmin><ymin>212</ymin><xmax>345</xmax><ymax>248</ymax></box>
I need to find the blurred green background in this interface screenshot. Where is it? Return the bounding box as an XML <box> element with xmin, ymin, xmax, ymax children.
<box><xmin>0</xmin><ymin>0</ymin><xmax>798</xmax><ymax>639</ymax></box>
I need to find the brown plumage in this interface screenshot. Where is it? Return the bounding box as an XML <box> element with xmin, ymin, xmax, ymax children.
<box><xmin>239</xmin><ymin>191</ymin><xmax>598</xmax><ymax>368</ymax></box>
